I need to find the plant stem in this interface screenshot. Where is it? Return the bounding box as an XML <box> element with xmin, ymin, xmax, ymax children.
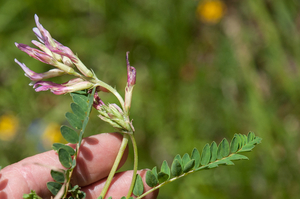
<box><xmin>94</xmin><ymin>79</ymin><xmax>125</xmax><ymax>111</ymax></box>
<box><xmin>98</xmin><ymin>134</ymin><xmax>129</xmax><ymax>199</ymax></box>
<box><xmin>126</xmin><ymin>133</ymin><xmax>138</xmax><ymax>199</ymax></box>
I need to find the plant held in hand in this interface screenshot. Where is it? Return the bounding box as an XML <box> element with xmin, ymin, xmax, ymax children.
<box><xmin>15</xmin><ymin>15</ymin><xmax>261</xmax><ymax>199</ymax></box>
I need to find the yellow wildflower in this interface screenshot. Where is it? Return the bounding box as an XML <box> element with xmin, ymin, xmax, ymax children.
<box><xmin>197</xmin><ymin>0</ymin><xmax>226</xmax><ymax>24</ymax></box>
<box><xmin>42</xmin><ymin>122</ymin><xmax>65</xmax><ymax>148</ymax></box>
<box><xmin>0</xmin><ymin>114</ymin><xmax>19</xmax><ymax>141</ymax></box>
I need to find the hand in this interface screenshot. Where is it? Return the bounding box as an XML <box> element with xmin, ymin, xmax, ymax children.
<box><xmin>0</xmin><ymin>133</ymin><xmax>159</xmax><ymax>199</ymax></box>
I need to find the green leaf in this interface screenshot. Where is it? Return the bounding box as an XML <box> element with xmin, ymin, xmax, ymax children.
<box><xmin>66</xmin><ymin>112</ymin><xmax>82</xmax><ymax>130</ymax></box>
<box><xmin>58</xmin><ymin>148</ymin><xmax>72</xmax><ymax>168</ymax></box>
<box><xmin>207</xmin><ymin>161</ymin><xmax>219</xmax><ymax>169</ymax></box>
<box><xmin>71</xmin><ymin>102</ymin><xmax>86</xmax><ymax>120</ymax></box>
<box><xmin>71</xmin><ymin>92</ymin><xmax>89</xmax><ymax>110</ymax></box>
<box><xmin>171</xmin><ymin>159</ymin><xmax>182</xmax><ymax>177</ymax></box>
<box><xmin>60</xmin><ymin>125</ymin><xmax>79</xmax><ymax>144</ymax></box>
<box><xmin>47</xmin><ymin>181</ymin><xmax>62</xmax><ymax>196</ymax></box>
<box><xmin>133</xmin><ymin>174</ymin><xmax>144</xmax><ymax>196</ymax></box>
<box><xmin>120</xmin><ymin>197</ymin><xmax>126</xmax><ymax>199</ymax></box>
<box><xmin>230</xmin><ymin>136</ymin><xmax>239</xmax><ymax>153</ymax></box>
<box><xmin>157</xmin><ymin>172</ymin><xmax>169</xmax><ymax>184</ymax></box>
<box><xmin>182</xmin><ymin>153</ymin><xmax>191</xmax><ymax>168</ymax></box>
<box><xmin>174</xmin><ymin>154</ymin><xmax>182</xmax><ymax>167</ymax></box>
<box><xmin>228</xmin><ymin>154</ymin><xmax>249</xmax><ymax>161</ymax></box>
<box><xmin>52</xmin><ymin>143</ymin><xmax>75</xmax><ymax>156</ymax></box>
<box><xmin>152</xmin><ymin>166</ymin><xmax>158</xmax><ymax>178</ymax></box>
<box><xmin>217</xmin><ymin>138</ymin><xmax>230</xmax><ymax>159</ymax></box>
<box><xmin>247</xmin><ymin>131</ymin><xmax>255</xmax><ymax>142</ymax></box>
<box><xmin>238</xmin><ymin>144</ymin><xmax>255</xmax><ymax>153</ymax></box>
<box><xmin>183</xmin><ymin>159</ymin><xmax>195</xmax><ymax>173</ymax></box>
<box><xmin>200</xmin><ymin>143</ymin><xmax>211</xmax><ymax>165</ymax></box>
<box><xmin>242</xmin><ymin>134</ymin><xmax>248</xmax><ymax>145</ymax></box>
<box><xmin>108</xmin><ymin>197</ymin><xmax>112</xmax><ymax>199</ymax></box>
<box><xmin>210</xmin><ymin>141</ymin><xmax>218</xmax><ymax>162</ymax></box>
<box><xmin>191</xmin><ymin>148</ymin><xmax>200</xmax><ymax>168</ymax></box>
<box><xmin>160</xmin><ymin>160</ymin><xmax>170</xmax><ymax>177</ymax></box>
<box><xmin>146</xmin><ymin>170</ymin><xmax>159</xmax><ymax>187</ymax></box>
<box><xmin>50</xmin><ymin>170</ymin><xmax>65</xmax><ymax>183</ymax></box>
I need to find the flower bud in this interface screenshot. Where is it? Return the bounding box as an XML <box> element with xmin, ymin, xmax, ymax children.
<box><xmin>126</xmin><ymin>51</ymin><xmax>136</xmax><ymax>87</ymax></box>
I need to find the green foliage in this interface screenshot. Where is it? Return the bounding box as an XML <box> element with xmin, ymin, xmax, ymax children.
<box><xmin>65</xmin><ymin>112</ymin><xmax>83</xmax><ymax>130</ymax></box>
<box><xmin>146</xmin><ymin>170</ymin><xmax>159</xmax><ymax>187</ymax></box>
<box><xmin>133</xmin><ymin>174</ymin><xmax>144</xmax><ymax>196</ymax></box>
<box><xmin>47</xmin><ymin>181</ymin><xmax>63</xmax><ymax>196</ymax></box>
<box><xmin>47</xmin><ymin>89</ymin><xmax>95</xmax><ymax>197</ymax></box>
<box><xmin>22</xmin><ymin>190</ymin><xmax>42</xmax><ymax>199</ymax></box>
<box><xmin>137</xmin><ymin>132</ymin><xmax>261</xmax><ymax>196</ymax></box>
<box><xmin>67</xmin><ymin>185</ymin><xmax>86</xmax><ymax>199</ymax></box>
<box><xmin>60</xmin><ymin>125</ymin><xmax>79</xmax><ymax>144</ymax></box>
<box><xmin>171</xmin><ymin>159</ymin><xmax>182</xmax><ymax>177</ymax></box>
<box><xmin>58</xmin><ymin>148</ymin><xmax>72</xmax><ymax>168</ymax></box>
<box><xmin>52</xmin><ymin>143</ymin><xmax>75</xmax><ymax>156</ymax></box>
<box><xmin>50</xmin><ymin>170</ymin><xmax>65</xmax><ymax>183</ymax></box>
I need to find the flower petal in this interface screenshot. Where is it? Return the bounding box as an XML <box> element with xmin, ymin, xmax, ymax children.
<box><xmin>15</xmin><ymin>42</ymin><xmax>55</xmax><ymax>65</ymax></box>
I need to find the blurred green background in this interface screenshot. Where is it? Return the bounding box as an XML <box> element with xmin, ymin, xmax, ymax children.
<box><xmin>0</xmin><ymin>0</ymin><xmax>300</xmax><ymax>198</ymax></box>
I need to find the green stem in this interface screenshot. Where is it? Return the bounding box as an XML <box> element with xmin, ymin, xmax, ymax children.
<box><xmin>94</xmin><ymin>79</ymin><xmax>125</xmax><ymax>111</ymax></box>
<box><xmin>136</xmin><ymin>170</ymin><xmax>194</xmax><ymax>199</ymax></box>
<box><xmin>98</xmin><ymin>134</ymin><xmax>129</xmax><ymax>199</ymax></box>
<box><xmin>126</xmin><ymin>134</ymin><xmax>138</xmax><ymax>199</ymax></box>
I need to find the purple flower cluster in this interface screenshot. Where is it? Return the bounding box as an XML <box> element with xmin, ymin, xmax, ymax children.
<box><xmin>15</xmin><ymin>15</ymin><xmax>94</xmax><ymax>95</ymax></box>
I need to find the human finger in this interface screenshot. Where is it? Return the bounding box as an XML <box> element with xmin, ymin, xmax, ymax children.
<box><xmin>0</xmin><ymin>133</ymin><xmax>128</xmax><ymax>199</ymax></box>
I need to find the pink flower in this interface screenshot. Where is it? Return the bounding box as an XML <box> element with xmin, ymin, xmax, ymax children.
<box><xmin>15</xmin><ymin>59</ymin><xmax>65</xmax><ymax>81</ymax></box>
<box><xmin>33</xmin><ymin>14</ymin><xmax>77</xmax><ymax>63</ymax></box>
<box><xmin>15</xmin><ymin>43</ymin><xmax>56</xmax><ymax>65</ymax></box>
<box><xmin>33</xmin><ymin>79</ymin><xmax>93</xmax><ymax>95</ymax></box>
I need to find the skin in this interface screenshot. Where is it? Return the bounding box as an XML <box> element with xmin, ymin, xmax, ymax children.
<box><xmin>0</xmin><ymin>133</ymin><xmax>159</xmax><ymax>199</ymax></box>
